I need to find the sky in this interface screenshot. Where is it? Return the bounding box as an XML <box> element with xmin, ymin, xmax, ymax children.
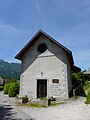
<box><xmin>0</xmin><ymin>0</ymin><xmax>90</xmax><ymax>70</ymax></box>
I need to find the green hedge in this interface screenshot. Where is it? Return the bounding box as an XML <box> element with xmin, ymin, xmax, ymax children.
<box><xmin>86</xmin><ymin>89</ymin><xmax>90</xmax><ymax>104</ymax></box>
<box><xmin>8</xmin><ymin>82</ymin><xmax>20</xmax><ymax>97</ymax></box>
<box><xmin>0</xmin><ymin>86</ymin><xmax>4</xmax><ymax>91</ymax></box>
<box><xmin>4</xmin><ymin>83</ymin><xmax>12</xmax><ymax>94</ymax></box>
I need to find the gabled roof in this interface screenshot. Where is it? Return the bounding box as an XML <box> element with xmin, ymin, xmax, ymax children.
<box><xmin>15</xmin><ymin>29</ymin><xmax>74</xmax><ymax>64</ymax></box>
<box><xmin>71</xmin><ymin>65</ymin><xmax>81</xmax><ymax>73</ymax></box>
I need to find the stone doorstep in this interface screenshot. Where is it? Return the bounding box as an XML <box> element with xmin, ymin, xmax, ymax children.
<box><xmin>30</xmin><ymin>98</ymin><xmax>41</xmax><ymax>103</ymax></box>
<box><xmin>28</xmin><ymin>98</ymin><xmax>50</xmax><ymax>106</ymax></box>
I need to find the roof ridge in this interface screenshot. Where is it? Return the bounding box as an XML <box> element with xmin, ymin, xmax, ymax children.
<box><xmin>15</xmin><ymin>29</ymin><xmax>74</xmax><ymax>65</ymax></box>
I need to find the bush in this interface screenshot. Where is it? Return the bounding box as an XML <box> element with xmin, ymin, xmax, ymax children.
<box><xmin>4</xmin><ymin>83</ymin><xmax>12</xmax><ymax>94</ymax></box>
<box><xmin>8</xmin><ymin>82</ymin><xmax>20</xmax><ymax>97</ymax></box>
<box><xmin>83</xmin><ymin>81</ymin><xmax>90</xmax><ymax>91</ymax></box>
<box><xmin>72</xmin><ymin>72</ymin><xmax>87</xmax><ymax>87</ymax></box>
<box><xmin>85</xmin><ymin>89</ymin><xmax>90</xmax><ymax>104</ymax></box>
<box><xmin>0</xmin><ymin>86</ymin><xmax>3</xmax><ymax>91</ymax></box>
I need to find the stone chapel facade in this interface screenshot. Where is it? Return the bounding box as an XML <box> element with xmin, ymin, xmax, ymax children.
<box><xmin>15</xmin><ymin>30</ymin><xmax>74</xmax><ymax>100</ymax></box>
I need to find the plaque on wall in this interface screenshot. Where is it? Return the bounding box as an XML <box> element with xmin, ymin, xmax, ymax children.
<box><xmin>52</xmin><ymin>79</ymin><xmax>59</xmax><ymax>83</ymax></box>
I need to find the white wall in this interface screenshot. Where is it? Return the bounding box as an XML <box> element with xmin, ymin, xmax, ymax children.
<box><xmin>19</xmin><ymin>36</ymin><xmax>72</xmax><ymax>100</ymax></box>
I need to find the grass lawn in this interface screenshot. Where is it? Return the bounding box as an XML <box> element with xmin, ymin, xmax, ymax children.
<box><xmin>17</xmin><ymin>101</ymin><xmax>65</xmax><ymax>108</ymax></box>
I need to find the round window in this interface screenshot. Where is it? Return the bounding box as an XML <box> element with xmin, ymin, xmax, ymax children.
<box><xmin>38</xmin><ymin>43</ymin><xmax>47</xmax><ymax>53</ymax></box>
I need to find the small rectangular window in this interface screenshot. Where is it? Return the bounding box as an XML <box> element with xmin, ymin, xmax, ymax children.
<box><xmin>52</xmin><ymin>79</ymin><xmax>59</xmax><ymax>83</ymax></box>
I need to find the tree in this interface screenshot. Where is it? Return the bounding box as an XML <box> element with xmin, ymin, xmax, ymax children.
<box><xmin>71</xmin><ymin>72</ymin><xmax>87</xmax><ymax>88</ymax></box>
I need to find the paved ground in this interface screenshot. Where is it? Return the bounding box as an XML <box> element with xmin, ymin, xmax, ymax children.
<box><xmin>19</xmin><ymin>97</ymin><xmax>90</xmax><ymax>120</ymax></box>
<box><xmin>0</xmin><ymin>91</ymin><xmax>90</xmax><ymax>120</ymax></box>
<box><xmin>0</xmin><ymin>92</ymin><xmax>34</xmax><ymax>120</ymax></box>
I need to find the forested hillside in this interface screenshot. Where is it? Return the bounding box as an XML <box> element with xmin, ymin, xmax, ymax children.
<box><xmin>0</xmin><ymin>59</ymin><xmax>21</xmax><ymax>79</ymax></box>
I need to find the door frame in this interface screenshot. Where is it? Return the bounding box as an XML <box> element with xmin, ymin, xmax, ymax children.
<box><xmin>37</xmin><ymin>79</ymin><xmax>47</xmax><ymax>98</ymax></box>
<box><xmin>36</xmin><ymin>78</ymin><xmax>49</xmax><ymax>98</ymax></box>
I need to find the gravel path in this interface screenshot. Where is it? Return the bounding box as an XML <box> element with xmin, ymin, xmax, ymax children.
<box><xmin>0</xmin><ymin>91</ymin><xmax>90</xmax><ymax>120</ymax></box>
<box><xmin>0</xmin><ymin>92</ymin><xmax>33</xmax><ymax>120</ymax></box>
<box><xmin>19</xmin><ymin>97</ymin><xmax>90</xmax><ymax>120</ymax></box>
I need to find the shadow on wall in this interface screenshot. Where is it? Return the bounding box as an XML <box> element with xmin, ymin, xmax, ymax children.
<box><xmin>21</xmin><ymin>50</ymin><xmax>67</xmax><ymax>74</ymax></box>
